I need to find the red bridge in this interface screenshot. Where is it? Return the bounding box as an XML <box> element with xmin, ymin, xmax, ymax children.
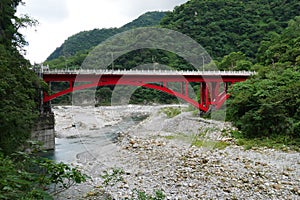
<box><xmin>43</xmin><ymin>69</ymin><xmax>255</xmax><ymax>112</ymax></box>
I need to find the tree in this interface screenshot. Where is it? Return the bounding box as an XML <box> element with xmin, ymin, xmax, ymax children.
<box><xmin>218</xmin><ymin>51</ymin><xmax>252</xmax><ymax>70</ymax></box>
<box><xmin>227</xmin><ymin>18</ymin><xmax>300</xmax><ymax>141</ymax></box>
<box><xmin>0</xmin><ymin>0</ymin><xmax>42</xmax><ymax>154</ymax></box>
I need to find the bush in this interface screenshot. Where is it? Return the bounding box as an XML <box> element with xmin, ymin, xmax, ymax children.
<box><xmin>0</xmin><ymin>151</ymin><xmax>88</xmax><ymax>199</ymax></box>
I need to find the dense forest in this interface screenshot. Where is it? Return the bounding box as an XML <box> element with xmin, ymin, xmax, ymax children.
<box><xmin>0</xmin><ymin>0</ymin><xmax>41</xmax><ymax>154</ymax></box>
<box><xmin>227</xmin><ymin>16</ymin><xmax>300</xmax><ymax>142</ymax></box>
<box><xmin>161</xmin><ymin>0</ymin><xmax>300</xmax><ymax>61</ymax></box>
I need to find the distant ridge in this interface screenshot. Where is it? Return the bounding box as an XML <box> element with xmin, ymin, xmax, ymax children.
<box><xmin>46</xmin><ymin>11</ymin><xmax>166</xmax><ymax>61</ymax></box>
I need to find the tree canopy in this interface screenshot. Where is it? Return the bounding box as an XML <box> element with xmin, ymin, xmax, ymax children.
<box><xmin>0</xmin><ymin>0</ymin><xmax>42</xmax><ymax>154</ymax></box>
<box><xmin>161</xmin><ymin>0</ymin><xmax>300</xmax><ymax>61</ymax></box>
<box><xmin>227</xmin><ymin>16</ymin><xmax>300</xmax><ymax>141</ymax></box>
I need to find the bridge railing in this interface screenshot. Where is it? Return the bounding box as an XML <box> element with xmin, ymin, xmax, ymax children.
<box><xmin>43</xmin><ymin>68</ymin><xmax>256</xmax><ymax>76</ymax></box>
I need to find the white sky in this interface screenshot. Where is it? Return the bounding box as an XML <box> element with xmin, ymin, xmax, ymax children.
<box><xmin>17</xmin><ymin>0</ymin><xmax>188</xmax><ymax>64</ymax></box>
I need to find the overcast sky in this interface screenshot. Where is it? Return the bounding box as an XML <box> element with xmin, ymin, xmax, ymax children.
<box><xmin>17</xmin><ymin>0</ymin><xmax>188</xmax><ymax>64</ymax></box>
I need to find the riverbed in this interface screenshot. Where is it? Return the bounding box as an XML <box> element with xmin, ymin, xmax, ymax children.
<box><xmin>53</xmin><ymin>105</ymin><xmax>300</xmax><ymax>200</ymax></box>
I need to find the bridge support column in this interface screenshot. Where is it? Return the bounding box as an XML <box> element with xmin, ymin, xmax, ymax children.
<box><xmin>200</xmin><ymin>82</ymin><xmax>209</xmax><ymax>108</ymax></box>
<box><xmin>69</xmin><ymin>81</ymin><xmax>74</xmax><ymax>90</ymax></box>
<box><xmin>210</xmin><ymin>82</ymin><xmax>221</xmax><ymax>104</ymax></box>
<box><xmin>185</xmin><ymin>81</ymin><xmax>189</xmax><ymax>97</ymax></box>
<box><xmin>31</xmin><ymin>113</ymin><xmax>55</xmax><ymax>150</ymax></box>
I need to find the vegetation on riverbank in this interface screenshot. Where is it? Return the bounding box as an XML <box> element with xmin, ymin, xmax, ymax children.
<box><xmin>226</xmin><ymin>16</ymin><xmax>300</xmax><ymax>147</ymax></box>
<box><xmin>0</xmin><ymin>1</ymin><xmax>88</xmax><ymax>199</ymax></box>
<box><xmin>231</xmin><ymin>130</ymin><xmax>300</xmax><ymax>152</ymax></box>
<box><xmin>0</xmin><ymin>0</ymin><xmax>43</xmax><ymax>155</ymax></box>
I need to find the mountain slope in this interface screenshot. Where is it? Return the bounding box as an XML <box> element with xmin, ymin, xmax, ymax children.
<box><xmin>160</xmin><ymin>0</ymin><xmax>300</xmax><ymax>60</ymax></box>
<box><xmin>46</xmin><ymin>11</ymin><xmax>166</xmax><ymax>61</ymax></box>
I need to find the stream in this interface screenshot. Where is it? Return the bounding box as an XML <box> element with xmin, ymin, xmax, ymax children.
<box><xmin>48</xmin><ymin>105</ymin><xmax>149</xmax><ymax>163</ymax></box>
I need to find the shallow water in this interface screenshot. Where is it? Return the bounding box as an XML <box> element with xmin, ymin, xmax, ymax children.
<box><xmin>47</xmin><ymin>106</ymin><xmax>149</xmax><ymax>163</ymax></box>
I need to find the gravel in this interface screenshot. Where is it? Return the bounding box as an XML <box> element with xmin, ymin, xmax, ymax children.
<box><xmin>53</xmin><ymin>105</ymin><xmax>300</xmax><ymax>200</ymax></box>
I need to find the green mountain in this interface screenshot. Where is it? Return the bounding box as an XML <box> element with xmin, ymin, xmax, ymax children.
<box><xmin>46</xmin><ymin>0</ymin><xmax>300</xmax><ymax>69</ymax></box>
<box><xmin>160</xmin><ymin>0</ymin><xmax>300</xmax><ymax>61</ymax></box>
<box><xmin>46</xmin><ymin>11</ymin><xmax>166</xmax><ymax>61</ymax></box>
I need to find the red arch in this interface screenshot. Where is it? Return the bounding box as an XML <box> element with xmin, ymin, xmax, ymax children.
<box><xmin>44</xmin><ymin>81</ymin><xmax>210</xmax><ymax>112</ymax></box>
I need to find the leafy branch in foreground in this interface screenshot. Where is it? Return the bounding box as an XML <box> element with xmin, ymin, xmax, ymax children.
<box><xmin>0</xmin><ymin>151</ymin><xmax>88</xmax><ymax>199</ymax></box>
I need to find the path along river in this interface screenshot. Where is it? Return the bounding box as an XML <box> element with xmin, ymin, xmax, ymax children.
<box><xmin>52</xmin><ymin>105</ymin><xmax>300</xmax><ymax>200</ymax></box>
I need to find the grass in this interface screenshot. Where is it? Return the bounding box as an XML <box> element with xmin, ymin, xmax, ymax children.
<box><xmin>160</xmin><ymin>107</ymin><xmax>182</xmax><ymax>118</ymax></box>
<box><xmin>163</xmin><ymin>132</ymin><xmax>230</xmax><ymax>150</ymax></box>
<box><xmin>132</xmin><ymin>189</ymin><xmax>165</xmax><ymax>200</ymax></box>
<box><xmin>191</xmin><ymin>139</ymin><xmax>229</xmax><ymax>150</ymax></box>
<box><xmin>230</xmin><ymin>130</ymin><xmax>300</xmax><ymax>151</ymax></box>
<box><xmin>163</xmin><ymin>133</ymin><xmax>195</xmax><ymax>143</ymax></box>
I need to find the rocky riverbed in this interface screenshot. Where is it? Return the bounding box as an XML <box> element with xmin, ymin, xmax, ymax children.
<box><xmin>53</xmin><ymin>105</ymin><xmax>300</xmax><ymax>200</ymax></box>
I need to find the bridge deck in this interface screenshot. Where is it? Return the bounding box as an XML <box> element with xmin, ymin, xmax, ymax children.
<box><xmin>43</xmin><ymin>69</ymin><xmax>256</xmax><ymax>76</ymax></box>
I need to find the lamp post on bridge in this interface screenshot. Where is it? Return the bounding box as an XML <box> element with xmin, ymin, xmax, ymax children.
<box><xmin>201</xmin><ymin>55</ymin><xmax>205</xmax><ymax>72</ymax></box>
<box><xmin>111</xmin><ymin>52</ymin><xmax>114</xmax><ymax>71</ymax></box>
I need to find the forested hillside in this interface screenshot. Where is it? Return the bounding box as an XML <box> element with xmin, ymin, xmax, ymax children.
<box><xmin>46</xmin><ymin>11</ymin><xmax>166</xmax><ymax>61</ymax></box>
<box><xmin>0</xmin><ymin>0</ymin><xmax>299</xmax><ymax>197</ymax></box>
<box><xmin>45</xmin><ymin>0</ymin><xmax>300</xmax><ymax>70</ymax></box>
<box><xmin>161</xmin><ymin>0</ymin><xmax>300</xmax><ymax>61</ymax></box>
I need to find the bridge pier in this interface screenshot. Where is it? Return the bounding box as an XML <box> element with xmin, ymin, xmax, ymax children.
<box><xmin>31</xmin><ymin>112</ymin><xmax>55</xmax><ymax>150</ymax></box>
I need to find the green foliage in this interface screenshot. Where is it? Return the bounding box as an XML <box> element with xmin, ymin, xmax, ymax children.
<box><xmin>120</xmin><ymin>11</ymin><xmax>166</xmax><ymax>31</ymax></box>
<box><xmin>227</xmin><ymin>18</ymin><xmax>300</xmax><ymax>144</ymax></box>
<box><xmin>227</xmin><ymin>69</ymin><xmax>300</xmax><ymax>138</ymax></box>
<box><xmin>0</xmin><ymin>0</ymin><xmax>37</xmax><ymax>49</ymax></box>
<box><xmin>95</xmin><ymin>86</ymin><xmax>113</xmax><ymax>106</ymax></box>
<box><xmin>0</xmin><ymin>2</ymin><xmax>89</xmax><ymax>199</ymax></box>
<box><xmin>161</xmin><ymin>0</ymin><xmax>300</xmax><ymax>61</ymax></box>
<box><xmin>0</xmin><ymin>0</ymin><xmax>44</xmax><ymax>154</ymax></box>
<box><xmin>101</xmin><ymin>168</ymin><xmax>125</xmax><ymax>186</ymax></box>
<box><xmin>130</xmin><ymin>86</ymin><xmax>178</xmax><ymax>105</ymax></box>
<box><xmin>257</xmin><ymin>16</ymin><xmax>300</xmax><ymax>66</ymax></box>
<box><xmin>163</xmin><ymin>132</ymin><xmax>196</xmax><ymax>144</ymax></box>
<box><xmin>0</xmin><ymin>151</ymin><xmax>88</xmax><ymax>199</ymax></box>
<box><xmin>131</xmin><ymin>189</ymin><xmax>166</xmax><ymax>200</ymax></box>
<box><xmin>44</xmin><ymin>0</ymin><xmax>300</xmax><ymax>107</ymax></box>
<box><xmin>46</xmin><ymin>0</ymin><xmax>300</xmax><ymax>69</ymax></box>
<box><xmin>231</xmin><ymin>130</ymin><xmax>300</xmax><ymax>151</ymax></box>
<box><xmin>191</xmin><ymin>139</ymin><xmax>229</xmax><ymax>150</ymax></box>
<box><xmin>217</xmin><ymin>51</ymin><xmax>253</xmax><ymax>70</ymax></box>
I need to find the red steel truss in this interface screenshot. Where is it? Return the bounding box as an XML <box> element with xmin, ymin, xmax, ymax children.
<box><xmin>43</xmin><ymin>71</ymin><xmax>252</xmax><ymax>112</ymax></box>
